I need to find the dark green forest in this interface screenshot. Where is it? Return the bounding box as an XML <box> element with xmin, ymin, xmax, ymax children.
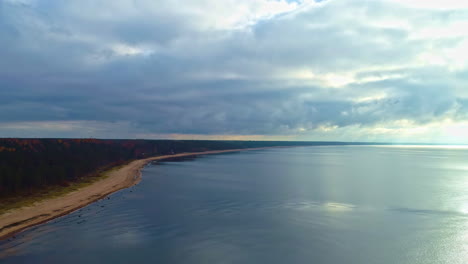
<box><xmin>0</xmin><ymin>139</ymin><xmax>355</xmax><ymax>197</ymax></box>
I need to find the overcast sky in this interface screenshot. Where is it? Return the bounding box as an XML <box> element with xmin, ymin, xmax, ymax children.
<box><xmin>1</xmin><ymin>0</ymin><xmax>468</xmax><ymax>143</ymax></box>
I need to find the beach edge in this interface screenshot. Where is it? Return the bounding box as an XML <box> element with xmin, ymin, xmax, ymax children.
<box><xmin>0</xmin><ymin>147</ymin><xmax>271</xmax><ymax>240</ymax></box>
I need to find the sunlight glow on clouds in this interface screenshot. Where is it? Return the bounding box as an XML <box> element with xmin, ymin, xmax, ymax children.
<box><xmin>393</xmin><ymin>0</ymin><xmax>468</xmax><ymax>9</ymax></box>
<box><xmin>1</xmin><ymin>0</ymin><xmax>468</xmax><ymax>143</ymax></box>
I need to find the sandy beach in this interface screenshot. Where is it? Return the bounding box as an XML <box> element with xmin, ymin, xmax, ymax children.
<box><xmin>0</xmin><ymin>148</ymin><xmax>267</xmax><ymax>240</ymax></box>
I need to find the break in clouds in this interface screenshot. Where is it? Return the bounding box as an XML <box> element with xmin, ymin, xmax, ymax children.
<box><xmin>1</xmin><ymin>0</ymin><xmax>468</xmax><ymax>142</ymax></box>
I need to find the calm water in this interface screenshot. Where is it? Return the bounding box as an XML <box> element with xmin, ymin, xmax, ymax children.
<box><xmin>1</xmin><ymin>146</ymin><xmax>467</xmax><ymax>263</ymax></box>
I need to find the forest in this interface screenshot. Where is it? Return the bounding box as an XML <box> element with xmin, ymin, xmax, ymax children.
<box><xmin>0</xmin><ymin>139</ymin><xmax>353</xmax><ymax>197</ymax></box>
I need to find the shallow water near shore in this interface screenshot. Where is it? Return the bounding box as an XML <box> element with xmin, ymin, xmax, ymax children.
<box><xmin>1</xmin><ymin>146</ymin><xmax>467</xmax><ymax>263</ymax></box>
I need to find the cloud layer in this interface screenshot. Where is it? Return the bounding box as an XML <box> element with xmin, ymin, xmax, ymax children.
<box><xmin>1</xmin><ymin>0</ymin><xmax>468</xmax><ymax>143</ymax></box>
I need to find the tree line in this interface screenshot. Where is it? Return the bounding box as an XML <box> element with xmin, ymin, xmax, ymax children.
<box><xmin>0</xmin><ymin>138</ymin><xmax>356</xmax><ymax>197</ymax></box>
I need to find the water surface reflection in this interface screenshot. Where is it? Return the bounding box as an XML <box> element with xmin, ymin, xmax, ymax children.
<box><xmin>1</xmin><ymin>146</ymin><xmax>467</xmax><ymax>263</ymax></box>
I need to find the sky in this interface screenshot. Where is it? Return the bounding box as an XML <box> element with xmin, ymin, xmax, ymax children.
<box><xmin>1</xmin><ymin>0</ymin><xmax>468</xmax><ymax>143</ymax></box>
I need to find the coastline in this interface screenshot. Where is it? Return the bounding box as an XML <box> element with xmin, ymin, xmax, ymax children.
<box><xmin>0</xmin><ymin>147</ymin><xmax>269</xmax><ymax>240</ymax></box>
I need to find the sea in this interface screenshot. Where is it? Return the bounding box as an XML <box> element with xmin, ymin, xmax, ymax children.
<box><xmin>0</xmin><ymin>146</ymin><xmax>467</xmax><ymax>263</ymax></box>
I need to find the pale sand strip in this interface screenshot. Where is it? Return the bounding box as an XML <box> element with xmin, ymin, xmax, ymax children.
<box><xmin>0</xmin><ymin>147</ymin><xmax>269</xmax><ymax>240</ymax></box>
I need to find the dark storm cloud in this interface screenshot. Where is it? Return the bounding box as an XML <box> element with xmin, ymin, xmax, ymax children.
<box><xmin>1</xmin><ymin>0</ymin><xmax>468</xmax><ymax>140</ymax></box>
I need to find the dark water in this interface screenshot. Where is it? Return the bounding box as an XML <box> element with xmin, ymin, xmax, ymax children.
<box><xmin>1</xmin><ymin>146</ymin><xmax>467</xmax><ymax>263</ymax></box>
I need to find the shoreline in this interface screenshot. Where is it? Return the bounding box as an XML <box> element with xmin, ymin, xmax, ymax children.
<box><xmin>0</xmin><ymin>147</ymin><xmax>270</xmax><ymax>240</ymax></box>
